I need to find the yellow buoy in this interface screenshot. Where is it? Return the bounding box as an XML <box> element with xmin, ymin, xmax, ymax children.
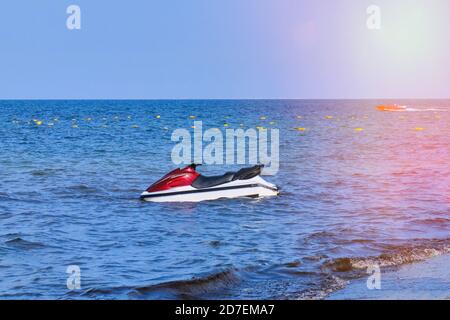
<box><xmin>189</xmin><ymin>115</ymin><xmax>196</xmax><ymax>119</ymax></box>
<box><xmin>295</xmin><ymin>127</ymin><xmax>306</xmax><ymax>131</ymax></box>
<box><xmin>223</xmin><ymin>123</ymin><xmax>229</xmax><ymax>127</ymax></box>
<box><xmin>415</xmin><ymin>127</ymin><xmax>425</xmax><ymax>131</ymax></box>
<box><xmin>354</xmin><ymin>127</ymin><xmax>364</xmax><ymax>132</ymax></box>
<box><xmin>269</xmin><ymin>121</ymin><xmax>275</xmax><ymax>125</ymax></box>
<box><xmin>325</xmin><ymin>116</ymin><xmax>333</xmax><ymax>119</ymax></box>
<box><xmin>191</xmin><ymin>125</ymin><xmax>196</xmax><ymax>129</ymax></box>
<box><xmin>155</xmin><ymin>115</ymin><xmax>161</xmax><ymax>119</ymax></box>
<box><xmin>35</xmin><ymin>120</ymin><xmax>42</xmax><ymax>126</ymax></box>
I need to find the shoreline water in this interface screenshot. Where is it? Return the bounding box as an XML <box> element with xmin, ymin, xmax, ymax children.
<box><xmin>327</xmin><ymin>253</ymin><xmax>450</xmax><ymax>300</ymax></box>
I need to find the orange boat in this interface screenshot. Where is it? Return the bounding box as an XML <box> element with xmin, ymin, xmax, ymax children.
<box><xmin>376</xmin><ymin>105</ymin><xmax>407</xmax><ymax>112</ymax></box>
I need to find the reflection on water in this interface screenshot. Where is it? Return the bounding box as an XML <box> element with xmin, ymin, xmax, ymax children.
<box><xmin>0</xmin><ymin>99</ymin><xmax>449</xmax><ymax>299</ymax></box>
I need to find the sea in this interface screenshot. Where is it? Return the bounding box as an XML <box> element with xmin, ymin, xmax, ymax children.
<box><xmin>0</xmin><ymin>99</ymin><xmax>449</xmax><ymax>299</ymax></box>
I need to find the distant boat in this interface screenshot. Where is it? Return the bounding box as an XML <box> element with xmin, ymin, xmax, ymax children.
<box><xmin>376</xmin><ymin>104</ymin><xmax>407</xmax><ymax>112</ymax></box>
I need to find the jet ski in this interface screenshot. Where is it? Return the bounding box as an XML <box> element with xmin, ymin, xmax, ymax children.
<box><xmin>376</xmin><ymin>104</ymin><xmax>407</xmax><ymax>112</ymax></box>
<box><xmin>140</xmin><ymin>164</ymin><xmax>279</xmax><ymax>202</ymax></box>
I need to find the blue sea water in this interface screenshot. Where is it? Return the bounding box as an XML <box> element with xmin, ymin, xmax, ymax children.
<box><xmin>0</xmin><ymin>100</ymin><xmax>449</xmax><ymax>299</ymax></box>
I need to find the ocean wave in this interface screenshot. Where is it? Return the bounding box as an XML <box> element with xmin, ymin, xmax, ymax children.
<box><xmin>412</xmin><ymin>217</ymin><xmax>450</xmax><ymax>226</ymax></box>
<box><xmin>406</xmin><ymin>107</ymin><xmax>448</xmax><ymax>112</ymax></box>
<box><xmin>0</xmin><ymin>192</ymin><xmax>21</xmax><ymax>202</ymax></box>
<box><xmin>81</xmin><ymin>268</ymin><xmax>239</xmax><ymax>299</ymax></box>
<box><xmin>29</xmin><ymin>168</ymin><xmax>64</xmax><ymax>177</ymax></box>
<box><xmin>323</xmin><ymin>239</ymin><xmax>450</xmax><ymax>273</ymax></box>
<box><xmin>66</xmin><ymin>184</ymin><xmax>101</xmax><ymax>193</ymax></box>
<box><xmin>136</xmin><ymin>268</ymin><xmax>239</xmax><ymax>297</ymax></box>
<box><xmin>295</xmin><ymin>275</ymin><xmax>348</xmax><ymax>300</ymax></box>
<box><xmin>4</xmin><ymin>237</ymin><xmax>46</xmax><ymax>250</ymax></box>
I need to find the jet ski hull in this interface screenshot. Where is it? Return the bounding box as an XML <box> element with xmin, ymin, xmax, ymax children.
<box><xmin>140</xmin><ymin>176</ymin><xmax>279</xmax><ymax>202</ymax></box>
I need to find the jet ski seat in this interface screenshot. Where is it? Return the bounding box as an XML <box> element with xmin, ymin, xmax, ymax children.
<box><xmin>192</xmin><ymin>172</ymin><xmax>235</xmax><ymax>189</ymax></box>
<box><xmin>191</xmin><ymin>165</ymin><xmax>264</xmax><ymax>189</ymax></box>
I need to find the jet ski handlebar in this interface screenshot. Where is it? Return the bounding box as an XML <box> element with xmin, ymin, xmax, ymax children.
<box><xmin>188</xmin><ymin>163</ymin><xmax>202</xmax><ymax>170</ymax></box>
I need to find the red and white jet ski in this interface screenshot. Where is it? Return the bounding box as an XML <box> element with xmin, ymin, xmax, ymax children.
<box><xmin>140</xmin><ymin>164</ymin><xmax>279</xmax><ymax>202</ymax></box>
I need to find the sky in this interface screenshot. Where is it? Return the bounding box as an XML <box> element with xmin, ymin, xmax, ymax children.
<box><xmin>0</xmin><ymin>0</ymin><xmax>448</xmax><ymax>99</ymax></box>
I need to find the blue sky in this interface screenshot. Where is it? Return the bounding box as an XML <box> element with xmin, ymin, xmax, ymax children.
<box><xmin>0</xmin><ymin>0</ymin><xmax>449</xmax><ymax>99</ymax></box>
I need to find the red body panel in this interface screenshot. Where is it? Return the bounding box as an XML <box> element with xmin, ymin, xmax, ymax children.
<box><xmin>146</xmin><ymin>166</ymin><xmax>200</xmax><ymax>192</ymax></box>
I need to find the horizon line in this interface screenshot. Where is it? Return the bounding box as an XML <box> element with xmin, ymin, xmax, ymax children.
<box><xmin>1</xmin><ymin>98</ymin><xmax>449</xmax><ymax>101</ymax></box>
